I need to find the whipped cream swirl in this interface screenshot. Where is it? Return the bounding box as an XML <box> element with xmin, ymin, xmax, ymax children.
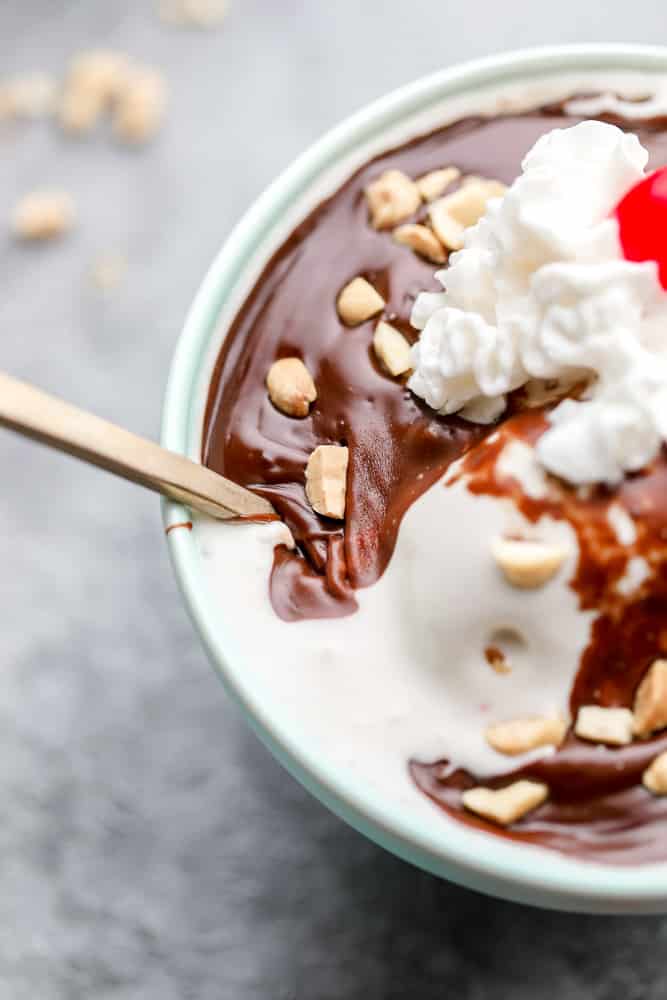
<box><xmin>409</xmin><ymin>121</ymin><xmax>667</xmax><ymax>485</ymax></box>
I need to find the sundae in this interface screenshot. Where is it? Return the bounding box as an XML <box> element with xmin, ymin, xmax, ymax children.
<box><xmin>201</xmin><ymin>98</ymin><xmax>667</xmax><ymax>862</ymax></box>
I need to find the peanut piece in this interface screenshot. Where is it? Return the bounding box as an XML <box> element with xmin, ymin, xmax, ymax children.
<box><xmin>159</xmin><ymin>0</ymin><xmax>229</xmax><ymax>25</ymax></box>
<box><xmin>393</xmin><ymin>223</ymin><xmax>446</xmax><ymax>264</ymax></box>
<box><xmin>416</xmin><ymin>166</ymin><xmax>460</xmax><ymax>202</ymax></box>
<box><xmin>91</xmin><ymin>253</ymin><xmax>127</xmax><ymax>290</ymax></box>
<box><xmin>2</xmin><ymin>73</ymin><xmax>57</xmax><ymax>119</ymax></box>
<box><xmin>67</xmin><ymin>50</ymin><xmax>130</xmax><ymax>102</ymax></box>
<box><xmin>428</xmin><ymin>200</ymin><xmax>465</xmax><ymax>251</ymax></box>
<box><xmin>462</xmin><ymin>176</ymin><xmax>508</xmax><ymax>196</ymax></box>
<box><xmin>491</xmin><ymin>537</ymin><xmax>567</xmax><ymax>589</ymax></box>
<box><xmin>485</xmin><ymin>645</ymin><xmax>511</xmax><ymax>675</ymax></box>
<box><xmin>336</xmin><ymin>277</ymin><xmax>384</xmax><ymax>326</ymax></box>
<box><xmin>365</xmin><ymin>170</ymin><xmax>420</xmax><ymax>230</ymax></box>
<box><xmin>59</xmin><ymin>88</ymin><xmax>105</xmax><ymax>133</ymax></box>
<box><xmin>643</xmin><ymin>751</ymin><xmax>667</xmax><ymax>795</ymax></box>
<box><xmin>113</xmin><ymin>67</ymin><xmax>167</xmax><ymax>144</ymax></box>
<box><xmin>0</xmin><ymin>87</ymin><xmax>14</xmax><ymax>120</ymax></box>
<box><xmin>266</xmin><ymin>357</ymin><xmax>317</xmax><ymax>418</ymax></box>
<box><xmin>485</xmin><ymin>716</ymin><xmax>567</xmax><ymax>756</ymax></box>
<box><xmin>462</xmin><ymin>780</ymin><xmax>548</xmax><ymax>826</ymax></box>
<box><xmin>305</xmin><ymin>445</ymin><xmax>349</xmax><ymax>520</ymax></box>
<box><xmin>373</xmin><ymin>321</ymin><xmax>412</xmax><ymax>377</ymax></box>
<box><xmin>429</xmin><ymin>176</ymin><xmax>507</xmax><ymax>250</ymax></box>
<box><xmin>12</xmin><ymin>191</ymin><xmax>75</xmax><ymax>240</ymax></box>
<box><xmin>575</xmin><ymin>705</ymin><xmax>634</xmax><ymax>746</ymax></box>
<box><xmin>59</xmin><ymin>50</ymin><xmax>130</xmax><ymax>133</ymax></box>
<box><xmin>633</xmin><ymin>659</ymin><xmax>667</xmax><ymax>738</ymax></box>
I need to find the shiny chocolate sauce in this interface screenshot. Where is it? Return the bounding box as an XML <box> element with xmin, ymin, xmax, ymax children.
<box><xmin>202</xmin><ymin>102</ymin><xmax>667</xmax><ymax>862</ymax></box>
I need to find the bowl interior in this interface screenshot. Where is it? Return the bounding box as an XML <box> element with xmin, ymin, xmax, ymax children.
<box><xmin>162</xmin><ymin>44</ymin><xmax>667</xmax><ymax>913</ymax></box>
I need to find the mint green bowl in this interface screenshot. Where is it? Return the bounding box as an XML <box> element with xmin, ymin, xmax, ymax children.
<box><xmin>162</xmin><ymin>44</ymin><xmax>667</xmax><ymax>913</ymax></box>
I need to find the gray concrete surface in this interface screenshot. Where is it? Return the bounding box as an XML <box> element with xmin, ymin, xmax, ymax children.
<box><xmin>1</xmin><ymin>2</ymin><xmax>667</xmax><ymax>997</ymax></box>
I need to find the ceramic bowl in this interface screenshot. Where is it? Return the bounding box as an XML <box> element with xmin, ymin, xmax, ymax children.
<box><xmin>162</xmin><ymin>44</ymin><xmax>667</xmax><ymax>913</ymax></box>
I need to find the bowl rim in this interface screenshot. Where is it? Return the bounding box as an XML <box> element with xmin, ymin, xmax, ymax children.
<box><xmin>162</xmin><ymin>43</ymin><xmax>667</xmax><ymax>913</ymax></box>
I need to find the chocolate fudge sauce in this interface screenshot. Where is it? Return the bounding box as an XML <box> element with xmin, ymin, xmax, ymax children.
<box><xmin>202</xmin><ymin>101</ymin><xmax>667</xmax><ymax>862</ymax></box>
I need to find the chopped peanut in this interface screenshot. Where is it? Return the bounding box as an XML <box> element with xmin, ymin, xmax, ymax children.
<box><xmin>491</xmin><ymin>537</ymin><xmax>567</xmax><ymax>589</ymax></box>
<box><xmin>266</xmin><ymin>357</ymin><xmax>317</xmax><ymax>418</ymax></box>
<box><xmin>59</xmin><ymin>50</ymin><xmax>129</xmax><ymax>133</ymax></box>
<box><xmin>0</xmin><ymin>73</ymin><xmax>57</xmax><ymax>119</ymax></box>
<box><xmin>113</xmin><ymin>67</ymin><xmax>167</xmax><ymax>143</ymax></box>
<box><xmin>462</xmin><ymin>780</ymin><xmax>548</xmax><ymax>826</ymax></box>
<box><xmin>429</xmin><ymin>176</ymin><xmax>507</xmax><ymax>250</ymax></box>
<box><xmin>373</xmin><ymin>321</ymin><xmax>412</xmax><ymax>377</ymax></box>
<box><xmin>336</xmin><ymin>277</ymin><xmax>385</xmax><ymax>326</ymax></box>
<box><xmin>485</xmin><ymin>716</ymin><xmax>567</xmax><ymax>756</ymax></box>
<box><xmin>305</xmin><ymin>445</ymin><xmax>349</xmax><ymax>519</ymax></box>
<box><xmin>365</xmin><ymin>169</ymin><xmax>420</xmax><ymax>230</ymax></box>
<box><xmin>416</xmin><ymin>166</ymin><xmax>460</xmax><ymax>203</ymax></box>
<box><xmin>575</xmin><ymin>705</ymin><xmax>634</xmax><ymax>746</ymax></box>
<box><xmin>59</xmin><ymin>88</ymin><xmax>105</xmax><ymax>134</ymax></box>
<box><xmin>91</xmin><ymin>253</ymin><xmax>127</xmax><ymax>290</ymax></box>
<box><xmin>428</xmin><ymin>200</ymin><xmax>466</xmax><ymax>251</ymax></box>
<box><xmin>67</xmin><ymin>50</ymin><xmax>130</xmax><ymax>103</ymax></box>
<box><xmin>12</xmin><ymin>191</ymin><xmax>75</xmax><ymax>240</ymax></box>
<box><xmin>485</xmin><ymin>645</ymin><xmax>511</xmax><ymax>675</ymax></box>
<box><xmin>0</xmin><ymin>87</ymin><xmax>14</xmax><ymax>119</ymax></box>
<box><xmin>159</xmin><ymin>0</ymin><xmax>229</xmax><ymax>25</ymax></box>
<box><xmin>643</xmin><ymin>751</ymin><xmax>667</xmax><ymax>795</ymax></box>
<box><xmin>393</xmin><ymin>223</ymin><xmax>446</xmax><ymax>263</ymax></box>
<box><xmin>633</xmin><ymin>659</ymin><xmax>667</xmax><ymax>738</ymax></box>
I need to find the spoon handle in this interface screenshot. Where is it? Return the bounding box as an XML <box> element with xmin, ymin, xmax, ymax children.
<box><xmin>0</xmin><ymin>370</ymin><xmax>275</xmax><ymax>521</ymax></box>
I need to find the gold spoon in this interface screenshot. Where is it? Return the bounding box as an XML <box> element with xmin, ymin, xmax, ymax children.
<box><xmin>0</xmin><ymin>370</ymin><xmax>275</xmax><ymax>521</ymax></box>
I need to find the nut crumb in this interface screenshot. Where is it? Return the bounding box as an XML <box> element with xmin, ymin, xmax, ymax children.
<box><xmin>0</xmin><ymin>73</ymin><xmax>57</xmax><ymax>120</ymax></box>
<box><xmin>491</xmin><ymin>537</ymin><xmax>567</xmax><ymax>589</ymax></box>
<box><xmin>429</xmin><ymin>176</ymin><xmax>506</xmax><ymax>250</ymax></box>
<box><xmin>305</xmin><ymin>445</ymin><xmax>349</xmax><ymax>520</ymax></box>
<box><xmin>428</xmin><ymin>199</ymin><xmax>466</xmax><ymax>252</ymax></box>
<box><xmin>416</xmin><ymin>166</ymin><xmax>460</xmax><ymax>202</ymax></box>
<box><xmin>266</xmin><ymin>357</ymin><xmax>317</xmax><ymax>418</ymax></box>
<box><xmin>336</xmin><ymin>277</ymin><xmax>384</xmax><ymax>326</ymax></box>
<box><xmin>372</xmin><ymin>321</ymin><xmax>412</xmax><ymax>377</ymax></box>
<box><xmin>91</xmin><ymin>253</ymin><xmax>127</xmax><ymax>290</ymax></box>
<box><xmin>59</xmin><ymin>50</ymin><xmax>130</xmax><ymax>134</ymax></box>
<box><xmin>484</xmin><ymin>645</ymin><xmax>511</xmax><ymax>675</ymax></box>
<box><xmin>485</xmin><ymin>716</ymin><xmax>567</xmax><ymax>756</ymax></box>
<box><xmin>59</xmin><ymin>87</ymin><xmax>105</xmax><ymax>134</ymax></box>
<box><xmin>393</xmin><ymin>223</ymin><xmax>446</xmax><ymax>263</ymax></box>
<box><xmin>643</xmin><ymin>751</ymin><xmax>667</xmax><ymax>795</ymax></box>
<box><xmin>633</xmin><ymin>659</ymin><xmax>667</xmax><ymax>738</ymax></box>
<box><xmin>575</xmin><ymin>705</ymin><xmax>634</xmax><ymax>746</ymax></box>
<box><xmin>113</xmin><ymin>66</ymin><xmax>167</xmax><ymax>144</ymax></box>
<box><xmin>12</xmin><ymin>191</ymin><xmax>75</xmax><ymax>241</ymax></box>
<box><xmin>365</xmin><ymin>170</ymin><xmax>420</xmax><ymax>230</ymax></box>
<box><xmin>159</xmin><ymin>0</ymin><xmax>229</xmax><ymax>26</ymax></box>
<box><xmin>462</xmin><ymin>780</ymin><xmax>548</xmax><ymax>826</ymax></box>
<box><xmin>462</xmin><ymin>175</ymin><xmax>507</xmax><ymax>195</ymax></box>
<box><xmin>0</xmin><ymin>88</ymin><xmax>14</xmax><ymax>120</ymax></box>
<box><xmin>68</xmin><ymin>50</ymin><xmax>130</xmax><ymax>101</ymax></box>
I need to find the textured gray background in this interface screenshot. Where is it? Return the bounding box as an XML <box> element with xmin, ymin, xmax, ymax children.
<box><xmin>2</xmin><ymin>2</ymin><xmax>667</xmax><ymax>998</ymax></box>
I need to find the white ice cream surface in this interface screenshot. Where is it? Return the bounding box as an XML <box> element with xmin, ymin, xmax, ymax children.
<box><xmin>409</xmin><ymin>121</ymin><xmax>667</xmax><ymax>487</ymax></box>
<box><xmin>196</xmin><ymin>438</ymin><xmax>592</xmax><ymax>813</ymax></box>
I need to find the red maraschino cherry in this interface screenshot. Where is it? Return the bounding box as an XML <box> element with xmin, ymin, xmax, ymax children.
<box><xmin>615</xmin><ymin>166</ymin><xmax>667</xmax><ymax>289</ymax></box>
